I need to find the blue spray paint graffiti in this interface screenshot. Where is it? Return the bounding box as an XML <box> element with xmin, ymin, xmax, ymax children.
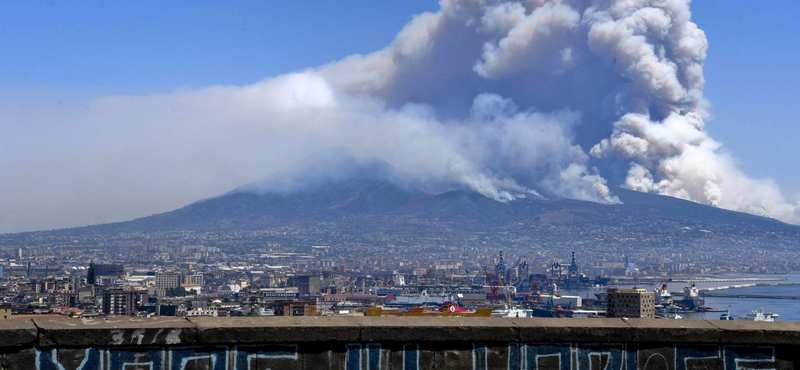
<box><xmin>33</xmin><ymin>342</ymin><xmax>784</xmax><ymax>370</ymax></box>
<box><xmin>346</xmin><ymin>343</ymin><xmax>382</xmax><ymax>370</ymax></box>
<box><xmin>576</xmin><ymin>344</ymin><xmax>624</xmax><ymax>370</ymax></box>
<box><xmin>107</xmin><ymin>348</ymin><xmax>164</xmax><ymax>370</ymax></box>
<box><xmin>507</xmin><ymin>343</ymin><xmax>521</xmax><ymax>370</ymax></box>
<box><xmin>169</xmin><ymin>347</ymin><xmax>228</xmax><ymax>370</ymax></box>
<box><xmin>346</xmin><ymin>343</ymin><xmax>362</xmax><ymax>370</ymax></box>
<box><xmin>676</xmin><ymin>344</ymin><xmax>719</xmax><ymax>370</ymax></box>
<box><xmin>473</xmin><ymin>343</ymin><xmax>487</xmax><ymax>370</ymax></box>
<box><xmin>402</xmin><ymin>343</ymin><xmax>419</xmax><ymax>370</ymax></box>
<box><xmin>525</xmin><ymin>343</ymin><xmax>572</xmax><ymax>370</ymax></box>
<box><xmin>37</xmin><ymin>348</ymin><xmax>103</xmax><ymax>370</ymax></box>
<box><xmin>366</xmin><ymin>344</ymin><xmax>381</xmax><ymax>370</ymax></box>
<box><xmin>233</xmin><ymin>344</ymin><xmax>298</xmax><ymax>370</ymax></box>
<box><xmin>625</xmin><ymin>344</ymin><xmax>638</xmax><ymax>370</ymax></box>
<box><xmin>724</xmin><ymin>345</ymin><xmax>775</xmax><ymax>370</ymax></box>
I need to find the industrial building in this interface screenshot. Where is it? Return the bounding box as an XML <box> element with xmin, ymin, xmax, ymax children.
<box><xmin>606</xmin><ymin>287</ymin><xmax>655</xmax><ymax>318</ymax></box>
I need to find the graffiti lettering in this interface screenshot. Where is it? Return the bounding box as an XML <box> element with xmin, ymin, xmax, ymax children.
<box><xmin>34</xmin><ymin>342</ymin><xmax>784</xmax><ymax>370</ymax></box>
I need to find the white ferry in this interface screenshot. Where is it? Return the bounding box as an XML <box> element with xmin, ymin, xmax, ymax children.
<box><xmin>737</xmin><ymin>308</ymin><xmax>779</xmax><ymax>322</ymax></box>
<box><xmin>491</xmin><ymin>305</ymin><xmax>530</xmax><ymax>318</ymax></box>
<box><xmin>385</xmin><ymin>290</ymin><xmax>453</xmax><ymax>306</ymax></box>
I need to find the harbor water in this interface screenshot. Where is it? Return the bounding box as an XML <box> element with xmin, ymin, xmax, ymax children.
<box><xmin>703</xmin><ymin>282</ymin><xmax>800</xmax><ymax>322</ymax></box>
<box><xmin>563</xmin><ymin>274</ymin><xmax>800</xmax><ymax>321</ymax></box>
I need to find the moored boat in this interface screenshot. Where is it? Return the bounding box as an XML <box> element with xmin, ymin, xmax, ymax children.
<box><xmin>737</xmin><ymin>308</ymin><xmax>778</xmax><ymax>322</ymax></box>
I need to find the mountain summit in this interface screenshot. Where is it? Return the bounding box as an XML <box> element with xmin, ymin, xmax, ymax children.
<box><xmin>86</xmin><ymin>148</ymin><xmax>796</xmax><ymax>235</ymax></box>
<box><xmin>234</xmin><ymin>147</ymin><xmax>403</xmax><ymax>196</ymax></box>
<box><xmin>116</xmin><ymin>148</ymin><xmax>420</xmax><ymax>230</ymax></box>
<box><xmin>11</xmin><ymin>148</ymin><xmax>798</xmax><ymax>252</ymax></box>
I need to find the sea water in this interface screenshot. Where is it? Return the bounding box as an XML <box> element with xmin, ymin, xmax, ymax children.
<box><xmin>703</xmin><ymin>282</ymin><xmax>800</xmax><ymax>322</ymax></box>
<box><xmin>563</xmin><ymin>274</ymin><xmax>800</xmax><ymax>321</ymax></box>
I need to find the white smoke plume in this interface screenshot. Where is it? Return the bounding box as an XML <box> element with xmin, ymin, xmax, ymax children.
<box><xmin>313</xmin><ymin>0</ymin><xmax>797</xmax><ymax>222</ymax></box>
<box><xmin>2</xmin><ymin>0</ymin><xmax>798</xmax><ymax>232</ymax></box>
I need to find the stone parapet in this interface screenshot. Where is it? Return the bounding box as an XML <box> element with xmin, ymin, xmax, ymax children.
<box><xmin>0</xmin><ymin>317</ymin><xmax>798</xmax><ymax>369</ymax></box>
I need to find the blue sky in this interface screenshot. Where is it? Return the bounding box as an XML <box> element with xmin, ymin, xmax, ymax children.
<box><xmin>0</xmin><ymin>1</ymin><xmax>438</xmax><ymax>92</ymax></box>
<box><xmin>692</xmin><ymin>1</ymin><xmax>800</xmax><ymax>186</ymax></box>
<box><xmin>1</xmin><ymin>1</ymin><xmax>798</xmax><ymax>232</ymax></box>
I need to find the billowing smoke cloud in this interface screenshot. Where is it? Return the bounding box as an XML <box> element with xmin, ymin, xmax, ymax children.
<box><xmin>305</xmin><ymin>0</ymin><xmax>797</xmax><ymax>222</ymax></box>
<box><xmin>2</xmin><ymin>0</ymin><xmax>799</xmax><ymax>233</ymax></box>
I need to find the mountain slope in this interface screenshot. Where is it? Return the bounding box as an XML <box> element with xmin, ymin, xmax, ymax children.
<box><xmin>97</xmin><ymin>177</ymin><xmax>798</xmax><ymax>237</ymax></box>
<box><xmin>4</xmin><ymin>148</ymin><xmax>799</xmax><ymax>252</ymax></box>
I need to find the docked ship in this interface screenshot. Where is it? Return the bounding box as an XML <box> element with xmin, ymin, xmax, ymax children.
<box><xmin>528</xmin><ymin>295</ymin><xmax>579</xmax><ymax>318</ymax></box>
<box><xmin>385</xmin><ymin>290</ymin><xmax>453</xmax><ymax>306</ymax></box>
<box><xmin>529</xmin><ymin>304</ymin><xmax>572</xmax><ymax>318</ymax></box>
<box><xmin>366</xmin><ymin>303</ymin><xmax>491</xmax><ymax>317</ymax></box>
<box><xmin>491</xmin><ymin>305</ymin><xmax>531</xmax><ymax>318</ymax></box>
<box><xmin>654</xmin><ymin>282</ymin><xmax>673</xmax><ymax>305</ymax></box>
<box><xmin>672</xmin><ymin>282</ymin><xmax>705</xmax><ymax>309</ymax></box>
<box><xmin>658</xmin><ymin>282</ymin><xmax>722</xmax><ymax>318</ymax></box>
<box><xmin>738</xmin><ymin>308</ymin><xmax>779</xmax><ymax>322</ymax></box>
<box><xmin>655</xmin><ymin>303</ymin><xmax>693</xmax><ymax>318</ymax></box>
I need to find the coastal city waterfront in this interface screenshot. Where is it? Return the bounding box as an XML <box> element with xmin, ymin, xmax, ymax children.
<box><xmin>701</xmin><ymin>277</ymin><xmax>800</xmax><ymax>322</ymax></box>
<box><xmin>583</xmin><ymin>275</ymin><xmax>800</xmax><ymax>322</ymax></box>
<box><xmin>0</xmin><ymin>241</ymin><xmax>797</xmax><ymax>321</ymax></box>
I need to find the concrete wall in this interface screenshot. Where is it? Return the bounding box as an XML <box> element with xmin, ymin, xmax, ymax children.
<box><xmin>2</xmin><ymin>317</ymin><xmax>800</xmax><ymax>369</ymax></box>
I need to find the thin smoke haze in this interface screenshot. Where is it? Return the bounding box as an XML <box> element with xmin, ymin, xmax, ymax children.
<box><xmin>1</xmin><ymin>0</ymin><xmax>798</xmax><ymax>233</ymax></box>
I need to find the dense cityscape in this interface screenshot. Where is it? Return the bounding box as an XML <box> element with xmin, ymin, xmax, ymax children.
<box><xmin>0</xmin><ymin>221</ymin><xmax>796</xmax><ymax>320</ymax></box>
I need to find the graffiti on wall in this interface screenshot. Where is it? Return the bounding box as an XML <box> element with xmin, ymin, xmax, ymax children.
<box><xmin>35</xmin><ymin>342</ymin><xmax>779</xmax><ymax>370</ymax></box>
